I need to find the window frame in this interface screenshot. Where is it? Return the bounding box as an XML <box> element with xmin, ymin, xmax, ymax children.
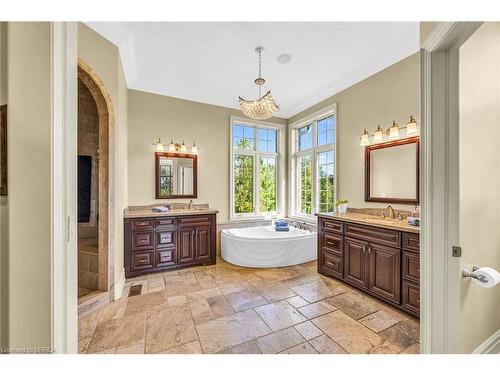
<box><xmin>230</xmin><ymin>116</ymin><xmax>285</xmax><ymax>221</ymax></box>
<box><xmin>289</xmin><ymin>104</ymin><xmax>337</xmax><ymax>223</ymax></box>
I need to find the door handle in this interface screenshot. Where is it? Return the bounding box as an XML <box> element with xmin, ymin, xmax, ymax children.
<box><xmin>367</xmin><ymin>244</ymin><xmax>372</xmax><ymax>254</ymax></box>
<box><xmin>362</xmin><ymin>244</ymin><xmax>366</xmax><ymax>253</ymax></box>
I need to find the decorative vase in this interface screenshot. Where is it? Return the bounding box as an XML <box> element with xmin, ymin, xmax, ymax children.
<box><xmin>338</xmin><ymin>203</ymin><xmax>348</xmax><ymax>214</ymax></box>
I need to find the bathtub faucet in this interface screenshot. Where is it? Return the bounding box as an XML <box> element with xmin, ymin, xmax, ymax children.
<box><xmin>288</xmin><ymin>220</ymin><xmax>312</xmax><ymax>232</ymax></box>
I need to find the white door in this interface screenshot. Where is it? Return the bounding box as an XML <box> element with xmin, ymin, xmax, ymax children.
<box><xmin>457</xmin><ymin>22</ymin><xmax>500</xmax><ymax>354</ymax></box>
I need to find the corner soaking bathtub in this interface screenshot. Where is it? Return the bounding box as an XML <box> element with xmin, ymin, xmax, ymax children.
<box><xmin>221</xmin><ymin>225</ymin><xmax>317</xmax><ymax>268</ymax></box>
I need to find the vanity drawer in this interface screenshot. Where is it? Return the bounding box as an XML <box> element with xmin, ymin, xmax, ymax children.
<box><xmin>319</xmin><ymin>218</ymin><xmax>343</xmax><ymax>234</ymax></box>
<box><xmin>345</xmin><ymin>223</ymin><xmax>401</xmax><ymax>248</ymax></box>
<box><xmin>156</xmin><ymin>217</ymin><xmax>177</xmax><ymax>228</ymax></box>
<box><xmin>155</xmin><ymin>249</ymin><xmax>175</xmax><ymax>267</ymax></box>
<box><xmin>402</xmin><ymin>232</ymin><xmax>420</xmax><ymax>253</ymax></box>
<box><xmin>178</xmin><ymin>215</ymin><xmax>212</xmax><ymax>227</ymax></box>
<box><xmin>131</xmin><ymin>218</ymin><xmax>155</xmax><ymax>231</ymax></box>
<box><xmin>131</xmin><ymin>231</ymin><xmax>154</xmax><ymax>251</ymax></box>
<box><xmin>402</xmin><ymin>280</ymin><xmax>420</xmax><ymax>316</ymax></box>
<box><xmin>131</xmin><ymin>251</ymin><xmax>154</xmax><ymax>271</ymax></box>
<box><xmin>156</xmin><ymin>230</ymin><xmax>176</xmax><ymax>248</ymax></box>
<box><xmin>321</xmin><ymin>231</ymin><xmax>343</xmax><ymax>257</ymax></box>
<box><xmin>320</xmin><ymin>251</ymin><xmax>343</xmax><ymax>279</ymax></box>
<box><xmin>402</xmin><ymin>251</ymin><xmax>420</xmax><ymax>283</ymax></box>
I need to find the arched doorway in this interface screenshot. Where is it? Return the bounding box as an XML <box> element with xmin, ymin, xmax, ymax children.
<box><xmin>77</xmin><ymin>60</ymin><xmax>115</xmax><ymax>310</ymax></box>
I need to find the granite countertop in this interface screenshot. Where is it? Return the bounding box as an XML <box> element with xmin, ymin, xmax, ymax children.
<box><xmin>124</xmin><ymin>205</ymin><xmax>219</xmax><ymax>218</ymax></box>
<box><xmin>316</xmin><ymin>212</ymin><xmax>420</xmax><ymax>234</ymax></box>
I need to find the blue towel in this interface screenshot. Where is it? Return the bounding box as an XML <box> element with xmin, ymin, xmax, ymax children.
<box><xmin>275</xmin><ymin>219</ymin><xmax>288</xmax><ymax>227</ymax></box>
<box><xmin>275</xmin><ymin>226</ymin><xmax>290</xmax><ymax>232</ymax></box>
<box><xmin>275</xmin><ymin>219</ymin><xmax>289</xmax><ymax>231</ymax></box>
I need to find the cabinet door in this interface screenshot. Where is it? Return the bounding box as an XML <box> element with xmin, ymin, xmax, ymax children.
<box><xmin>194</xmin><ymin>226</ymin><xmax>212</xmax><ymax>261</ymax></box>
<box><xmin>367</xmin><ymin>243</ymin><xmax>401</xmax><ymax>303</ymax></box>
<box><xmin>344</xmin><ymin>237</ymin><xmax>368</xmax><ymax>289</ymax></box>
<box><xmin>178</xmin><ymin>228</ymin><xmax>195</xmax><ymax>263</ymax></box>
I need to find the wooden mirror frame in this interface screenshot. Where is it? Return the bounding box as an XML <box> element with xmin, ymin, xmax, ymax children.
<box><xmin>365</xmin><ymin>137</ymin><xmax>420</xmax><ymax>205</ymax></box>
<box><xmin>155</xmin><ymin>152</ymin><xmax>198</xmax><ymax>199</ymax></box>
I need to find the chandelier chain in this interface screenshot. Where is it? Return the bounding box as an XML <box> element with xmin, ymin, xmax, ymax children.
<box><xmin>258</xmin><ymin>48</ymin><xmax>262</xmax><ymax>98</ymax></box>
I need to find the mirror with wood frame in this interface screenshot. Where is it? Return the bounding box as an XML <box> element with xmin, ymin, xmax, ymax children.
<box><xmin>155</xmin><ymin>152</ymin><xmax>198</xmax><ymax>199</ymax></box>
<box><xmin>365</xmin><ymin>137</ymin><xmax>419</xmax><ymax>205</ymax></box>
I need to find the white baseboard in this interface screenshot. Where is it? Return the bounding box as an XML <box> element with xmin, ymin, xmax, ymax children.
<box><xmin>473</xmin><ymin>329</ymin><xmax>500</xmax><ymax>354</ymax></box>
<box><xmin>114</xmin><ymin>268</ymin><xmax>126</xmax><ymax>300</ymax></box>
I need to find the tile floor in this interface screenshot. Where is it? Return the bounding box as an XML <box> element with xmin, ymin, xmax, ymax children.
<box><xmin>79</xmin><ymin>258</ymin><xmax>420</xmax><ymax>354</ymax></box>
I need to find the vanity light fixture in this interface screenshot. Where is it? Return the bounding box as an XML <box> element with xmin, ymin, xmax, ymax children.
<box><xmin>406</xmin><ymin>115</ymin><xmax>419</xmax><ymax>136</ymax></box>
<box><xmin>360</xmin><ymin>129</ymin><xmax>370</xmax><ymax>146</ymax></box>
<box><xmin>373</xmin><ymin>125</ymin><xmax>384</xmax><ymax>143</ymax></box>
<box><xmin>359</xmin><ymin>116</ymin><xmax>419</xmax><ymax>147</ymax></box>
<box><xmin>156</xmin><ymin>139</ymin><xmax>199</xmax><ymax>154</ymax></box>
<box><xmin>388</xmin><ymin>121</ymin><xmax>400</xmax><ymax>140</ymax></box>
<box><xmin>153</xmin><ymin>138</ymin><xmax>165</xmax><ymax>152</ymax></box>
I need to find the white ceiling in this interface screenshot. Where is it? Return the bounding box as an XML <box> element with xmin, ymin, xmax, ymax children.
<box><xmin>86</xmin><ymin>22</ymin><xmax>419</xmax><ymax>119</ymax></box>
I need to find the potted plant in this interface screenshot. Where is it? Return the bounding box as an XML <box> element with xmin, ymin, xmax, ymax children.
<box><xmin>336</xmin><ymin>199</ymin><xmax>349</xmax><ymax>214</ymax></box>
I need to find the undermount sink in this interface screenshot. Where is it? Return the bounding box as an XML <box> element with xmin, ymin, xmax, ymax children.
<box><xmin>363</xmin><ymin>216</ymin><xmax>403</xmax><ymax>224</ymax></box>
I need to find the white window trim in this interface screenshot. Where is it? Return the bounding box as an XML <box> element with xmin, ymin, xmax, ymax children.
<box><xmin>229</xmin><ymin>116</ymin><xmax>286</xmax><ymax>222</ymax></box>
<box><xmin>288</xmin><ymin>104</ymin><xmax>337</xmax><ymax>223</ymax></box>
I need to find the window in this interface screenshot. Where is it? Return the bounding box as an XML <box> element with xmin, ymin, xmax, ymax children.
<box><xmin>298</xmin><ymin>155</ymin><xmax>313</xmax><ymax>214</ymax></box>
<box><xmin>290</xmin><ymin>105</ymin><xmax>337</xmax><ymax>219</ymax></box>
<box><xmin>231</xmin><ymin>117</ymin><xmax>282</xmax><ymax>220</ymax></box>
<box><xmin>234</xmin><ymin>155</ymin><xmax>254</xmax><ymax>214</ymax></box>
<box><xmin>159</xmin><ymin>161</ymin><xmax>173</xmax><ymax>196</ymax></box>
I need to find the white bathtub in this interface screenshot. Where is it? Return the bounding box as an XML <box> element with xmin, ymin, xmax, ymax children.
<box><xmin>221</xmin><ymin>225</ymin><xmax>317</xmax><ymax>268</ymax></box>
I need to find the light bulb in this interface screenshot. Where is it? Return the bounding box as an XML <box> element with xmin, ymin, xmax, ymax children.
<box><xmin>168</xmin><ymin>140</ymin><xmax>176</xmax><ymax>152</ymax></box>
<box><xmin>373</xmin><ymin>125</ymin><xmax>384</xmax><ymax>143</ymax></box>
<box><xmin>180</xmin><ymin>141</ymin><xmax>187</xmax><ymax>153</ymax></box>
<box><xmin>406</xmin><ymin>116</ymin><xmax>419</xmax><ymax>136</ymax></box>
<box><xmin>191</xmin><ymin>142</ymin><xmax>198</xmax><ymax>154</ymax></box>
<box><xmin>155</xmin><ymin>138</ymin><xmax>164</xmax><ymax>152</ymax></box>
<box><xmin>359</xmin><ymin>129</ymin><xmax>370</xmax><ymax>146</ymax></box>
<box><xmin>388</xmin><ymin>121</ymin><xmax>400</xmax><ymax>140</ymax></box>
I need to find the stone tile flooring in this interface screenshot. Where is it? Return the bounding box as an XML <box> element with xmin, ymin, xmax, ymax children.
<box><xmin>79</xmin><ymin>258</ymin><xmax>420</xmax><ymax>354</ymax></box>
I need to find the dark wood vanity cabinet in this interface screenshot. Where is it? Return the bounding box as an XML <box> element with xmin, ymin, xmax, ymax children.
<box><xmin>318</xmin><ymin>215</ymin><xmax>419</xmax><ymax>318</ymax></box>
<box><xmin>401</xmin><ymin>232</ymin><xmax>421</xmax><ymax>316</ymax></box>
<box><xmin>125</xmin><ymin>213</ymin><xmax>216</xmax><ymax>278</ymax></box>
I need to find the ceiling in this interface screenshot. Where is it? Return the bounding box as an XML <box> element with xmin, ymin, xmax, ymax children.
<box><xmin>86</xmin><ymin>22</ymin><xmax>419</xmax><ymax>119</ymax></box>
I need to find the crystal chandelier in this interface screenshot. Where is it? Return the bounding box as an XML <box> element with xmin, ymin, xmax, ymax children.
<box><xmin>239</xmin><ymin>47</ymin><xmax>279</xmax><ymax>120</ymax></box>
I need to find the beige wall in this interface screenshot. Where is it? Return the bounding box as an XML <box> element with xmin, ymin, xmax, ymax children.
<box><xmin>459</xmin><ymin>22</ymin><xmax>500</xmax><ymax>353</ymax></box>
<box><xmin>7</xmin><ymin>22</ymin><xmax>52</xmax><ymax>348</ymax></box>
<box><xmin>127</xmin><ymin>90</ymin><xmax>286</xmax><ymax>222</ymax></box>
<box><xmin>288</xmin><ymin>53</ymin><xmax>420</xmax><ymax>211</ymax></box>
<box><xmin>78</xmin><ymin>23</ymin><xmax>128</xmax><ymax>298</ymax></box>
<box><xmin>0</xmin><ymin>21</ymin><xmax>7</xmax><ymax>349</ymax></box>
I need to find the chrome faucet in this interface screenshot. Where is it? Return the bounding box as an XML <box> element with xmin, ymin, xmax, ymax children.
<box><xmin>287</xmin><ymin>220</ymin><xmax>312</xmax><ymax>232</ymax></box>
<box><xmin>188</xmin><ymin>200</ymin><xmax>193</xmax><ymax>209</ymax></box>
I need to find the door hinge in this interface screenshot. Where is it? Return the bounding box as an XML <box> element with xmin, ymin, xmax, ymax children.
<box><xmin>452</xmin><ymin>246</ymin><xmax>462</xmax><ymax>257</ymax></box>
